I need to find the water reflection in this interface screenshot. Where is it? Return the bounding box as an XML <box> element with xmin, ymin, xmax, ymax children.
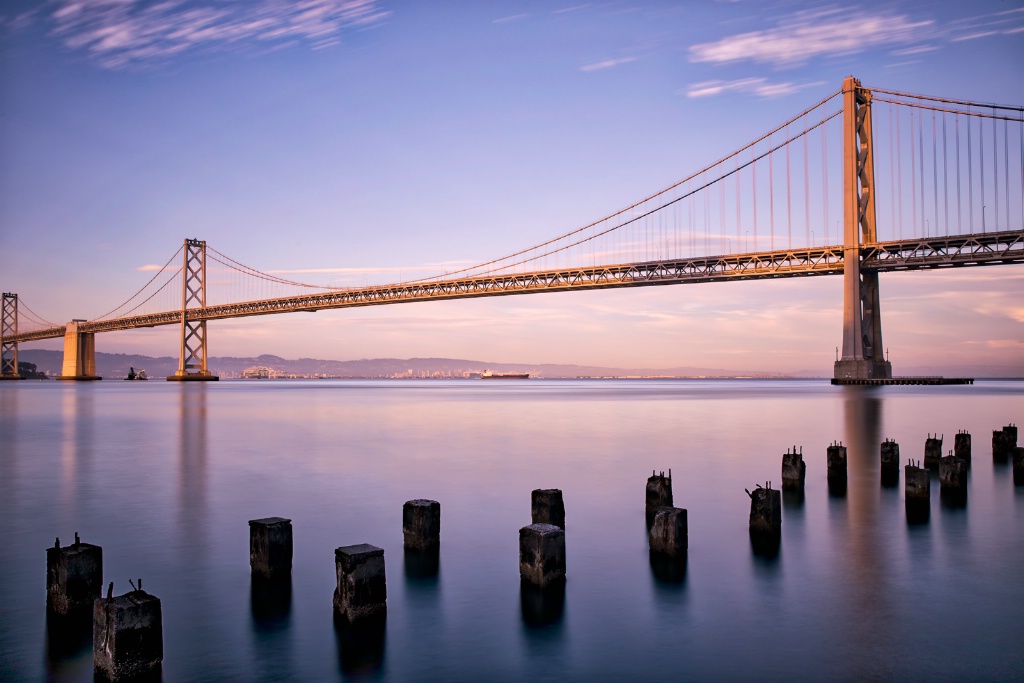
<box><xmin>59</xmin><ymin>384</ymin><xmax>95</xmax><ymax>509</ymax></box>
<box><xmin>648</xmin><ymin>551</ymin><xmax>687</xmax><ymax>585</ymax></box>
<box><xmin>519</xmin><ymin>579</ymin><xmax>565</xmax><ymax>628</ymax></box>
<box><xmin>335</xmin><ymin>613</ymin><xmax>386</xmax><ymax>679</ymax></box>
<box><xmin>44</xmin><ymin>609</ymin><xmax>93</xmax><ymax>680</ymax></box>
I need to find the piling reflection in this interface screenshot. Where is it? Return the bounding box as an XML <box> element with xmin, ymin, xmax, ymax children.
<box><xmin>519</xmin><ymin>578</ymin><xmax>565</xmax><ymax>629</ymax></box>
<box><xmin>403</xmin><ymin>547</ymin><xmax>440</xmax><ymax>581</ymax></box>
<box><xmin>649</xmin><ymin>551</ymin><xmax>687</xmax><ymax>585</ymax></box>
<box><xmin>335</xmin><ymin>612</ymin><xmax>386</xmax><ymax>678</ymax></box>
<box><xmin>44</xmin><ymin>609</ymin><xmax>93</xmax><ymax>678</ymax></box>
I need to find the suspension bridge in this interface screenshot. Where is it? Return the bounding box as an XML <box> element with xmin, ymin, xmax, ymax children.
<box><xmin>2</xmin><ymin>77</ymin><xmax>1023</xmax><ymax>382</ymax></box>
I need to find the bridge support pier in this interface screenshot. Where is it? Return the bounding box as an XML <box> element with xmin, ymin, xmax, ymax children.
<box><xmin>1</xmin><ymin>293</ymin><xmax>25</xmax><ymax>379</ymax></box>
<box><xmin>167</xmin><ymin>238</ymin><xmax>217</xmax><ymax>382</ymax></box>
<box><xmin>58</xmin><ymin>321</ymin><xmax>101</xmax><ymax>380</ymax></box>
<box><xmin>834</xmin><ymin>76</ymin><xmax>892</xmax><ymax>381</ymax></box>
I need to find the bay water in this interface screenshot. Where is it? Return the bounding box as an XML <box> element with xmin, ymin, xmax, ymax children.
<box><xmin>1</xmin><ymin>379</ymin><xmax>1022</xmax><ymax>681</ymax></box>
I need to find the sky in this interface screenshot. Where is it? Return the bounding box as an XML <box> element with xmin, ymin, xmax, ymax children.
<box><xmin>1</xmin><ymin>0</ymin><xmax>1022</xmax><ymax>374</ymax></box>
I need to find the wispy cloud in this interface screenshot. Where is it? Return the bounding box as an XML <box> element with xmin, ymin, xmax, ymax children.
<box><xmin>580</xmin><ymin>56</ymin><xmax>637</xmax><ymax>72</ymax></box>
<box><xmin>492</xmin><ymin>13</ymin><xmax>529</xmax><ymax>25</ymax></box>
<box><xmin>136</xmin><ymin>264</ymin><xmax>164</xmax><ymax>272</ymax></box>
<box><xmin>687</xmin><ymin>77</ymin><xmax>823</xmax><ymax>98</ymax></box>
<box><xmin>48</xmin><ymin>0</ymin><xmax>390</xmax><ymax>69</ymax></box>
<box><xmin>690</xmin><ymin>8</ymin><xmax>933</xmax><ymax>67</ymax></box>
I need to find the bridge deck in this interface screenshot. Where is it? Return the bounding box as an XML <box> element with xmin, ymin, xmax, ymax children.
<box><xmin>7</xmin><ymin>229</ymin><xmax>1022</xmax><ymax>343</ymax></box>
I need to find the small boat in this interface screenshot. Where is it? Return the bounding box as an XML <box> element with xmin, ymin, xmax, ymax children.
<box><xmin>125</xmin><ymin>367</ymin><xmax>148</xmax><ymax>380</ymax></box>
<box><xmin>481</xmin><ymin>370</ymin><xmax>529</xmax><ymax>379</ymax></box>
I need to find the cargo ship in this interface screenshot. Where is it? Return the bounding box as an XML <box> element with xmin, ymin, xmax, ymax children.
<box><xmin>480</xmin><ymin>370</ymin><xmax>529</xmax><ymax>379</ymax></box>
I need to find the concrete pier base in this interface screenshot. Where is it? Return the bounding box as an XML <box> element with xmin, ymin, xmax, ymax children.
<box><xmin>519</xmin><ymin>523</ymin><xmax>566</xmax><ymax>588</ymax></box>
<box><xmin>530</xmin><ymin>489</ymin><xmax>565</xmax><ymax>530</ymax></box>
<box><xmin>827</xmin><ymin>442</ymin><xmax>848</xmax><ymax>496</ymax></box>
<box><xmin>403</xmin><ymin>499</ymin><xmax>441</xmax><ymax>551</ymax></box>
<box><xmin>905</xmin><ymin>461</ymin><xmax>930</xmax><ymax>524</ymax></box>
<box><xmin>1012</xmin><ymin>447</ymin><xmax>1024</xmax><ymax>486</ymax></box>
<box><xmin>939</xmin><ymin>454</ymin><xmax>968</xmax><ymax>507</ymax></box>
<box><xmin>46</xmin><ymin>534</ymin><xmax>102</xmax><ymax>615</ymax></box>
<box><xmin>93</xmin><ymin>584</ymin><xmax>163</xmax><ymax>681</ymax></box>
<box><xmin>924</xmin><ymin>434</ymin><xmax>944</xmax><ymax>468</ymax></box>
<box><xmin>645</xmin><ymin>470</ymin><xmax>672</xmax><ymax>527</ymax></box>
<box><xmin>333</xmin><ymin>544</ymin><xmax>387</xmax><ymax>624</ymax></box>
<box><xmin>993</xmin><ymin>424</ymin><xmax>1018</xmax><ymax>462</ymax></box>
<box><xmin>648</xmin><ymin>506</ymin><xmax>687</xmax><ymax>558</ymax></box>
<box><xmin>954</xmin><ymin>431</ymin><xmax>972</xmax><ymax>463</ymax></box>
<box><xmin>747</xmin><ymin>484</ymin><xmax>781</xmax><ymax>536</ymax></box>
<box><xmin>781</xmin><ymin>446</ymin><xmax>805</xmax><ymax>489</ymax></box>
<box><xmin>249</xmin><ymin>517</ymin><xmax>292</xmax><ymax>580</ymax></box>
<box><xmin>881</xmin><ymin>439</ymin><xmax>900</xmax><ymax>487</ymax></box>
<box><xmin>747</xmin><ymin>483</ymin><xmax>781</xmax><ymax>558</ymax></box>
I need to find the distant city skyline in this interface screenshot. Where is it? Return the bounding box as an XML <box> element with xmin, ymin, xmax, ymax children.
<box><xmin>2</xmin><ymin>1</ymin><xmax>1022</xmax><ymax>375</ymax></box>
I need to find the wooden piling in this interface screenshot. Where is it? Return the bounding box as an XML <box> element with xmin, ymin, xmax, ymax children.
<box><xmin>333</xmin><ymin>544</ymin><xmax>387</xmax><ymax>623</ymax></box>
<box><xmin>519</xmin><ymin>523</ymin><xmax>566</xmax><ymax>588</ymax></box>
<box><xmin>249</xmin><ymin>517</ymin><xmax>293</xmax><ymax>580</ymax></box>
<box><xmin>93</xmin><ymin>581</ymin><xmax>163</xmax><ymax>681</ymax></box>
<box><xmin>781</xmin><ymin>446</ymin><xmax>805</xmax><ymax>489</ymax></box>
<box><xmin>46</xmin><ymin>533</ymin><xmax>102</xmax><ymax>615</ymax></box>
<box><xmin>403</xmin><ymin>499</ymin><xmax>441</xmax><ymax>551</ymax></box>
<box><xmin>531</xmin><ymin>489</ymin><xmax>565</xmax><ymax>530</ymax></box>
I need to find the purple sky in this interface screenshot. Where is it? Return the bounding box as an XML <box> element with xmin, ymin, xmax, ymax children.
<box><xmin>1</xmin><ymin>1</ymin><xmax>1022</xmax><ymax>373</ymax></box>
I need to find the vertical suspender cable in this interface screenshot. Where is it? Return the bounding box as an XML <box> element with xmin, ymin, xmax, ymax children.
<box><xmin>956</xmin><ymin>115</ymin><xmax>962</xmax><ymax>233</ymax></box>
<box><xmin>786</xmin><ymin>123</ymin><xmax>792</xmax><ymax>249</ymax></box>
<box><xmin>992</xmin><ymin>106</ymin><xmax>999</xmax><ymax>230</ymax></box>
<box><xmin>889</xmin><ymin>104</ymin><xmax>896</xmax><ymax>239</ymax></box>
<box><xmin>769</xmin><ymin>145</ymin><xmax>775</xmax><ymax>252</ymax></box>
<box><xmin>910</xmin><ymin>108</ymin><xmax>917</xmax><ymax>233</ymax></box>
<box><xmin>897</xmin><ymin>106</ymin><xmax>904</xmax><ymax>238</ymax></box>
<box><xmin>932</xmin><ymin>110</ymin><xmax>938</xmax><ymax>237</ymax></box>
<box><xmin>980</xmin><ymin>110</ymin><xmax>986</xmax><ymax>232</ymax></box>
<box><xmin>752</xmin><ymin>149</ymin><xmax>758</xmax><ymax>249</ymax></box>
<box><xmin>968</xmin><ymin>109</ymin><xmax>973</xmax><ymax>232</ymax></box>
<box><xmin>943</xmin><ymin>114</ymin><xmax>949</xmax><ymax>234</ymax></box>
<box><xmin>804</xmin><ymin>118</ymin><xmax>810</xmax><ymax>245</ymax></box>
<box><xmin>919</xmin><ymin>109</ymin><xmax>925</xmax><ymax>234</ymax></box>
<box><xmin>822</xmin><ymin>107</ymin><xmax>829</xmax><ymax>244</ymax></box>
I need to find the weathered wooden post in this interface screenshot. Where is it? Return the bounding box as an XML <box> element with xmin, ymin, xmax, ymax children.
<box><xmin>531</xmin><ymin>489</ymin><xmax>565</xmax><ymax>530</ymax></box>
<box><xmin>46</xmin><ymin>533</ymin><xmax>102</xmax><ymax>616</ymax></box>
<box><xmin>905</xmin><ymin>460</ymin><xmax>930</xmax><ymax>523</ymax></box>
<box><xmin>93</xmin><ymin>581</ymin><xmax>163</xmax><ymax>681</ymax></box>
<box><xmin>403</xmin><ymin>499</ymin><xmax>441</xmax><ymax>551</ymax></box>
<box><xmin>924</xmin><ymin>434</ymin><xmax>943</xmax><ymax>468</ymax></box>
<box><xmin>993</xmin><ymin>424</ymin><xmax>1018</xmax><ymax>461</ymax></box>
<box><xmin>939</xmin><ymin>452</ymin><xmax>968</xmax><ymax>506</ymax></box>
<box><xmin>645</xmin><ymin>470</ymin><xmax>672</xmax><ymax>527</ymax></box>
<box><xmin>249</xmin><ymin>517</ymin><xmax>292</xmax><ymax>580</ymax></box>
<box><xmin>648</xmin><ymin>507</ymin><xmax>687</xmax><ymax>557</ymax></box>
<box><xmin>333</xmin><ymin>545</ymin><xmax>387</xmax><ymax>623</ymax></box>
<box><xmin>880</xmin><ymin>439</ymin><xmax>900</xmax><ymax>486</ymax></box>
<box><xmin>827</xmin><ymin>441</ymin><xmax>848</xmax><ymax>495</ymax></box>
<box><xmin>519</xmin><ymin>523</ymin><xmax>566</xmax><ymax>588</ymax></box>
<box><xmin>954</xmin><ymin>430</ymin><xmax>971</xmax><ymax>463</ymax></box>
<box><xmin>747</xmin><ymin>482</ymin><xmax>781</xmax><ymax>556</ymax></box>
<box><xmin>781</xmin><ymin>446</ymin><xmax>805</xmax><ymax>489</ymax></box>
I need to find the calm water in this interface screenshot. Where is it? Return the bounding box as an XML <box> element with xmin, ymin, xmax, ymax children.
<box><xmin>1</xmin><ymin>379</ymin><xmax>1023</xmax><ymax>681</ymax></box>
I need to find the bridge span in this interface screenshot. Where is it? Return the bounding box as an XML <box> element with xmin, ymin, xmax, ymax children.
<box><xmin>2</xmin><ymin>77</ymin><xmax>1022</xmax><ymax>381</ymax></box>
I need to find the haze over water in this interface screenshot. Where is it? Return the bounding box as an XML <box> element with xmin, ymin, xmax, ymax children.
<box><xmin>2</xmin><ymin>379</ymin><xmax>1022</xmax><ymax>681</ymax></box>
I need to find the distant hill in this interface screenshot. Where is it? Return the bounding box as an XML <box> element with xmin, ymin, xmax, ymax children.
<box><xmin>17</xmin><ymin>349</ymin><xmax>799</xmax><ymax>379</ymax></box>
<box><xmin>16</xmin><ymin>349</ymin><xmax>1021</xmax><ymax>380</ymax></box>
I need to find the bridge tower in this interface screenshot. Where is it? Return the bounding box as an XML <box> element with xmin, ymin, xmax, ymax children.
<box><xmin>1</xmin><ymin>293</ymin><xmax>25</xmax><ymax>380</ymax></box>
<box><xmin>834</xmin><ymin>76</ymin><xmax>892</xmax><ymax>381</ymax></box>
<box><xmin>167</xmin><ymin>238</ymin><xmax>218</xmax><ymax>381</ymax></box>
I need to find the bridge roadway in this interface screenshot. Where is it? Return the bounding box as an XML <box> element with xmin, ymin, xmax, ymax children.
<box><xmin>8</xmin><ymin>229</ymin><xmax>1023</xmax><ymax>343</ymax></box>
